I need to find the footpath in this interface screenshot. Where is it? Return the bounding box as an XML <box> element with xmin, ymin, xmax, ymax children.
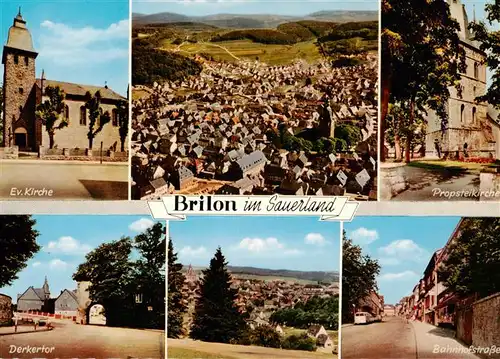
<box><xmin>411</xmin><ymin>320</ymin><xmax>480</xmax><ymax>359</ymax></box>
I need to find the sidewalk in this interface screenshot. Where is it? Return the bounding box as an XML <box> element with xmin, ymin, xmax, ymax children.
<box><xmin>0</xmin><ymin>325</ymin><xmax>53</xmax><ymax>336</ymax></box>
<box><xmin>0</xmin><ymin>158</ymin><xmax>128</xmax><ymax>166</ymax></box>
<box><xmin>411</xmin><ymin>320</ymin><xmax>480</xmax><ymax>358</ymax></box>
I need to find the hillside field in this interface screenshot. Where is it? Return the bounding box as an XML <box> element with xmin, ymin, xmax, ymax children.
<box><xmin>161</xmin><ymin>39</ymin><xmax>323</xmax><ymax>65</ymax></box>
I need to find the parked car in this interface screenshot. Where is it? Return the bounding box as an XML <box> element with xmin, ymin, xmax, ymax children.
<box><xmin>354</xmin><ymin>312</ymin><xmax>375</xmax><ymax>324</ymax></box>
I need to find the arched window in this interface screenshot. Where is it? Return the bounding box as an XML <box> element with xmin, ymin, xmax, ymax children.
<box><xmin>80</xmin><ymin>106</ymin><xmax>86</xmax><ymax>126</ymax></box>
<box><xmin>14</xmin><ymin>55</ymin><xmax>19</xmax><ymax>64</ymax></box>
<box><xmin>474</xmin><ymin>63</ymin><xmax>479</xmax><ymax>79</ymax></box>
<box><xmin>472</xmin><ymin>107</ymin><xmax>476</xmax><ymax>124</ymax></box>
<box><xmin>64</xmin><ymin>105</ymin><xmax>70</xmax><ymax>122</ymax></box>
<box><xmin>460</xmin><ymin>104</ymin><xmax>465</xmax><ymax>122</ymax></box>
<box><xmin>112</xmin><ymin>109</ymin><xmax>118</xmax><ymax>127</ymax></box>
<box><xmin>473</xmin><ymin>86</ymin><xmax>476</xmax><ymax>98</ymax></box>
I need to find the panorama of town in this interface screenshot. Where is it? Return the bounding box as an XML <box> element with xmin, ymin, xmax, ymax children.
<box><xmin>131</xmin><ymin>9</ymin><xmax>378</xmax><ymax>200</ymax></box>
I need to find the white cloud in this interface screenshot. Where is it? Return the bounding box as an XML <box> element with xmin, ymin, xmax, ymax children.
<box><xmin>129</xmin><ymin>218</ymin><xmax>155</xmax><ymax>232</ymax></box>
<box><xmin>49</xmin><ymin>259</ymin><xmax>68</xmax><ymax>270</ymax></box>
<box><xmin>349</xmin><ymin>227</ymin><xmax>379</xmax><ymax>245</ymax></box>
<box><xmin>379</xmin><ymin>271</ymin><xmax>419</xmax><ymax>281</ymax></box>
<box><xmin>235</xmin><ymin>237</ymin><xmax>301</xmax><ymax>256</ymax></box>
<box><xmin>304</xmin><ymin>233</ymin><xmax>328</xmax><ymax>246</ymax></box>
<box><xmin>32</xmin><ymin>261</ymin><xmax>42</xmax><ymax>267</ymax></box>
<box><xmin>378</xmin><ymin>240</ymin><xmax>429</xmax><ymax>263</ymax></box>
<box><xmin>179</xmin><ymin>246</ymin><xmax>209</xmax><ymax>258</ymax></box>
<box><xmin>45</xmin><ymin>236</ymin><xmax>92</xmax><ymax>255</ymax></box>
<box><xmin>378</xmin><ymin>257</ymin><xmax>401</xmax><ymax>266</ymax></box>
<box><xmin>38</xmin><ymin>19</ymin><xmax>129</xmax><ymax>66</ymax></box>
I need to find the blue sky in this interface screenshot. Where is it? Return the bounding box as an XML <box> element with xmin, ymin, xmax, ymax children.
<box><xmin>169</xmin><ymin>216</ymin><xmax>340</xmax><ymax>272</ymax></box>
<box><xmin>344</xmin><ymin>216</ymin><xmax>461</xmax><ymax>305</ymax></box>
<box><xmin>1</xmin><ymin>215</ymin><xmax>162</xmax><ymax>303</ymax></box>
<box><xmin>1</xmin><ymin>0</ymin><xmax>129</xmax><ymax>96</ymax></box>
<box><xmin>133</xmin><ymin>0</ymin><xmax>378</xmax><ymax>16</ymax></box>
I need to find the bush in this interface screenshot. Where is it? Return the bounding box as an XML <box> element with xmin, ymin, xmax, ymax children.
<box><xmin>282</xmin><ymin>333</ymin><xmax>316</xmax><ymax>351</ymax></box>
<box><xmin>242</xmin><ymin>325</ymin><xmax>282</xmax><ymax>348</ymax></box>
<box><xmin>172</xmin><ymin>38</ymin><xmax>183</xmax><ymax>45</ymax></box>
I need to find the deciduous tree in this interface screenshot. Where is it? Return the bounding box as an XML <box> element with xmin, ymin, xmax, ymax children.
<box><xmin>115</xmin><ymin>99</ymin><xmax>129</xmax><ymax>152</ymax></box>
<box><xmin>342</xmin><ymin>231</ymin><xmax>380</xmax><ymax>323</ymax></box>
<box><xmin>85</xmin><ymin>91</ymin><xmax>111</xmax><ymax>149</ymax></box>
<box><xmin>0</xmin><ymin>215</ymin><xmax>40</xmax><ymax>288</ymax></box>
<box><xmin>35</xmin><ymin>86</ymin><xmax>68</xmax><ymax>149</ymax></box>
<box><xmin>439</xmin><ymin>218</ymin><xmax>500</xmax><ymax>299</ymax></box>
<box><xmin>470</xmin><ymin>3</ymin><xmax>500</xmax><ymax>119</ymax></box>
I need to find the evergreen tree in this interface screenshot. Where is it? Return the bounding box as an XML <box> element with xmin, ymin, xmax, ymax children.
<box><xmin>167</xmin><ymin>238</ymin><xmax>187</xmax><ymax>338</ymax></box>
<box><xmin>190</xmin><ymin>247</ymin><xmax>246</xmax><ymax>343</ymax></box>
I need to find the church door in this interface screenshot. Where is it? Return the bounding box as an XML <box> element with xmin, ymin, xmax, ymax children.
<box><xmin>14</xmin><ymin>133</ymin><xmax>27</xmax><ymax>148</ymax></box>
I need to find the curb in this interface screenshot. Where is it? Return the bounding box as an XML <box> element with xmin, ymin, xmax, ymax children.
<box><xmin>0</xmin><ymin>328</ymin><xmax>53</xmax><ymax>336</ymax></box>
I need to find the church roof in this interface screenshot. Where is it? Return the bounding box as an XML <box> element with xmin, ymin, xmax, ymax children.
<box><xmin>36</xmin><ymin>79</ymin><xmax>126</xmax><ymax>102</ymax></box>
<box><xmin>4</xmin><ymin>9</ymin><xmax>37</xmax><ymax>54</ymax></box>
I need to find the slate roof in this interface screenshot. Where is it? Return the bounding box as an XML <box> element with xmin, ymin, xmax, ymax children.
<box><xmin>37</xmin><ymin>79</ymin><xmax>125</xmax><ymax>101</ymax></box>
<box><xmin>236</xmin><ymin>151</ymin><xmax>267</xmax><ymax>173</ymax></box>
<box><xmin>4</xmin><ymin>12</ymin><xmax>36</xmax><ymax>54</ymax></box>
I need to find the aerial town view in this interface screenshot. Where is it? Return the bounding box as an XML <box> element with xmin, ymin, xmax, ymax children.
<box><xmin>0</xmin><ymin>215</ymin><xmax>165</xmax><ymax>358</ymax></box>
<box><xmin>380</xmin><ymin>0</ymin><xmax>500</xmax><ymax>202</ymax></box>
<box><xmin>341</xmin><ymin>216</ymin><xmax>499</xmax><ymax>359</ymax></box>
<box><xmin>131</xmin><ymin>0</ymin><xmax>379</xmax><ymax>199</ymax></box>
<box><xmin>168</xmin><ymin>216</ymin><xmax>340</xmax><ymax>359</ymax></box>
<box><xmin>0</xmin><ymin>1</ymin><xmax>129</xmax><ymax>200</ymax></box>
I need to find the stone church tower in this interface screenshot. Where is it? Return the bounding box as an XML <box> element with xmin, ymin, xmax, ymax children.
<box><xmin>2</xmin><ymin>8</ymin><xmax>38</xmax><ymax>149</ymax></box>
<box><xmin>425</xmin><ymin>0</ymin><xmax>495</xmax><ymax>158</ymax></box>
<box><xmin>319</xmin><ymin>97</ymin><xmax>335</xmax><ymax>139</ymax></box>
<box><xmin>42</xmin><ymin>276</ymin><xmax>50</xmax><ymax>300</ymax></box>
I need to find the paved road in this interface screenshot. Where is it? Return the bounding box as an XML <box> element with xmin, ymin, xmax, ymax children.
<box><xmin>342</xmin><ymin>316</ymin><xmax>479</xmax><ymax>359</ymax></box>
<box><xmin>388</xmin><ymin>166</ymin><xmax>479</xmax><ymax>201</ymax></box>
<box><xmin>1</xmin><ymin>161</ymin><xmax>128</xmax><ymax>200</ymax></box>
<box><xmin>0</xmin><ymin>321</ymin><xmax>164</xmax><ymax>358</ymax></box>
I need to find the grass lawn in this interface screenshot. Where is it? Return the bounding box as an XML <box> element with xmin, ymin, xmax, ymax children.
<box><xmin>168</xmin><ymin>347</ymin><xmax>236</xmax><ymax>359</ymax></box>
<box><xmin>407</xmin><ymin>159</ymin><xmax>490</xmax><ymax>173</ymax></box>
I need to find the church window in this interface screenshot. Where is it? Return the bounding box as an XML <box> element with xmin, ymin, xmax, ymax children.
<box><xmin>135</xmin><ymin>293</ymin><xmax>143</xmax><ymax>304</ymax></box>
<box><xmin>64</xmin><ymin>105</ymin><xmax>70</xmax><ymax>122</ymax></box>
<box><xmin>472</xmin><ymin>107</ymin><xmax>476</xmax><ymax>124</ymax></box>
<box><xmin>24</xmin><ymin>57</ymin><xmax>29</xmax><ymax>66</ymax></box>
<box><xmin>112</xmin><ymin>109</ymin><xmax>118</xmax><ymax>126</ymax></box>
<box><xmin>14</xmin><ymin>55</ymin><xmax>19</xmax><ymax>64</ymax></box>
<box><xmin>19</xmin><ymin>106</ymin><xmax>23</xmax><ymax>113</ymax></box>
<box><xmin>19</xmin><ymin>87</ymin><xmax>23</xmax><ymax>95</ymax></box>
<box><xmin>474</xmin><ymin>63</ymin><xmax>479</xmax><ymax>79</ymax></box>
<box><xmin>460</xmin><ymin>104</ymin><xmax>465</xmax><ymax>122</ymax></box>
<box><xmin>80</xmin><ymin>106</ymin><xmax>87</xmax><ymax>126</ymax></box>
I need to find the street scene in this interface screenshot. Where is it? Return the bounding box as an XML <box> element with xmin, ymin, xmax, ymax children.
<box><xmin>380</xmin><ymin>0</ymin><xmax>500</xmax><ymax>202</ymax></box>
<box><xmin>0</xmin><ymin>215</ymin><xmax>165</xmax><ymax>358</ymax></box>
<box><xmin>342</xmin><ymin>217</ymin><xmax>500</xmax><ymax>359</ymax></box>
<box><xmin>0</xmin><ymin>2</ymin><xmax>130</xmax><ymax>200</ymax></box>
<box><xmin>168</xmin><ymin>216</ymin><xmax>340</xmax><ymax>359</ymax></box>
<box><xmin>131</xmin><ymin>1</ymin><xmax>378</xmax><ymax>199</ymax></box>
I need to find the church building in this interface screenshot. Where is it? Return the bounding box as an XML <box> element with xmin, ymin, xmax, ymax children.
<box><xmin>425</xmin><ymin>0</ymin><xmax>500</xmax><ymax>159</ymax></box>
<box><xmin>2</xmin><ymin>10</ymin><xmax>127</xmax><ymax>152</ymax></box>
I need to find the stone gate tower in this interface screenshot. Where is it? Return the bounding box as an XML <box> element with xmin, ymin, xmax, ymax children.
<box><xmin>2</xmin><ymin>8</ymin><xmax>38</xmax><ymax>149</ymax></box>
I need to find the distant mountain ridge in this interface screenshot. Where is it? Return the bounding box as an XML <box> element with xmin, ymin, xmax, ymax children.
<box><xmin>132</xmin><ymin>10</ymin><xmax>378</xmax><ymax>28</ymax></box>
<box><xmin>181</xmin><ymin>264</ymin><xmax>339</xmax><ymax>283</ymax></box>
